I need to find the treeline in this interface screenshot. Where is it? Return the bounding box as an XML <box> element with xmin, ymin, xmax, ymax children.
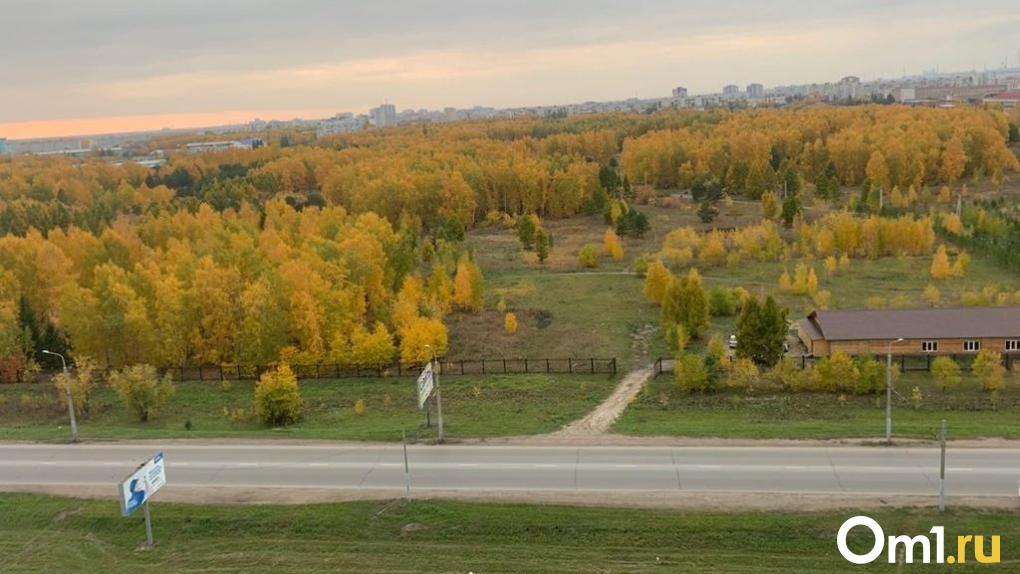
<box><xmin>620</xmin><ymin>106</ymin><xmax>1018</xmax><ymax>197</ymax></box>
<box><xmin>0</xmin><ymin>200</ymin><xmax>483</xmax><ymax>372</ymax></box>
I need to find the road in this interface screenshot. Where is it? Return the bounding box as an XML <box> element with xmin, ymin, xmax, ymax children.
<box><xmin>0</xmin><ymin>442</ymin><xmax>1017</xmax><ymax>500</ymax></box>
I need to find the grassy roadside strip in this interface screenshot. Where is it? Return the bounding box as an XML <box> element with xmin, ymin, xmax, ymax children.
<box><xmin>0</xmin><ymin>493</ymin><xmax>1016</xmax><ymax>573</ymax></box>
<box><xmin>0</xmin><ymin>374</ymin><xmax>614</xmax><ymax>442</ymax></box>
<box><xmin>615</xmin><ymin>372</ymin><xmax>1020</xmax><ymax>440</ymax></box>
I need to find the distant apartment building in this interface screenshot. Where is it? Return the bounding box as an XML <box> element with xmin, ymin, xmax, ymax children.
<box><xmin>835</xmin><ymin>76</ymin><xmax>862</xmax><ymax>100</ymax></box>
<box><xmin>984</xmin><ymin>91</ymin><xmax>1020</xmax><ymax>108</ymax></box>
<box><xmin>671</xmin><ymin>86</ymin><xmax>688</xmax><ymax>98</ymax></box>
<box><xmin>914</xmin><ymin>84</ymin><xmax>1006</xmax><ymax>103</ymax></box>
<box><xmin>722</xmin><ymin>84</ymin><xmax>741</xmax><ymax>99</ymax></box>
<box><xmin>0</xmin><ymin>138</ymin><xmax>8</xmax><ymax>155</ymax></box>
<box><xmin>370</xmin><ymin>103</ymin><xmax>397</xmax><ymax>128</ymax></box>
<box><xmin>316</xmin><ymin>113</ymin><xmax>367</xmax><ymax>137</ymax></box>
<box><xmin>746</xmin><ymin>83</ymin><xmax>764</xmax><ymax>99</ymax></box>
<box><xmin>185</xmin><ymin>138</ymin><xmax>264</xmax><ymax>154</ymax></box>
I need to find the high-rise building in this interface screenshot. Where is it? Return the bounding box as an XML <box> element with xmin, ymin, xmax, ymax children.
<box><xmin>370</xmin><ymin>104</ymin><xmax>397</xmax><ymax>128</ymax></box>
<box><xmin>0</xmin><ymin>138</ymin><xmax>8</xmax><ymax>155</ymax></box>
<box><xmin>722</xmin><ymin>84</ymin><xmax>741</xmax><ymax>99</ymax></box>
<box><xmin>746</xmin><ymin>83</ymin><xmax>765</xmax><ymax>99</ymax></box>
<box><xmin>671</xmin><ymin>86</ymin><xmax>688</xmax><ymax>98</ymax></box>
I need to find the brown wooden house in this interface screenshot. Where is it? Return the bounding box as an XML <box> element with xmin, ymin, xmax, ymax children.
<box><xmin>797</xmin><ymin>307</ymin><xmax>1020</xmax><ymax>357</ymax></box>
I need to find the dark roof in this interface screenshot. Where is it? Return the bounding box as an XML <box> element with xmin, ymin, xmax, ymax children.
<box><xmin>800</xmin><ymin>307</ymin><xmax>1020</xmax><ymax>341</ymax></box>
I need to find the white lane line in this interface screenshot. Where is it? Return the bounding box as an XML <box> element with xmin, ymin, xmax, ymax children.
<box><xmin>0</xmin><ymin>481</ymin><xmax>1011</xmax><ymax>498</ymax></box>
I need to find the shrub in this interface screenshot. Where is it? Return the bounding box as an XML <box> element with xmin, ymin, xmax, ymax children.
<box><xmin>708</xmin><ymin>287</ymin><xmax>737</xmax><ymax>317</ymax></box>
<box><xmin>52</xmin><ymin>356</ymin><xmax>97</xmax><ymax>418</ymax></box>
<box><xmin>354</xmin><ymin>399</ymin><xmax>366</xmax><ymax>416</ymax></box>
<box><xmin>931</xmin><ymin>356</ymin><xmax>962</xmax><ymax>393</ymax></box>
<box><xmin>254</xmin><ymin>364</ymin><xmax>302</xmax><ymax>426</ymax></box>
<box><xmin>109</xmin><ymin>364</ymin><xmax>175</xmax><ymax>422</ymax></box>
<box><xmin>578</xmin><ymin>244</ymin><xmax>600</xmax><ymax>268</ymax></box>
<box><xmin>675</xmin><ymin>353</ymin><xmax>709</xmax><ymax>393</ymax></box>
<box><xmin>814</xmin><ymin>352</ymin><xmax>859</xmax><ymax>393</ymax></box>
<box><xmin>504</xmin><ymin>312</ymin><xmax>518</xmax><ymax>335</ymax></box>
<box><xmin>972</xmin><ymin>350</ymin><xmax>1005</xmax><ymax>392</ymax></box>
<box><xmin>725</xmin><ymin>358</ymin><xmax>759</xmax><ymax>391</ymax></box>
<box><xmin>853</xmin><ymin>357</ymin><xmax>888</xmax><ymax>395</ymax></box>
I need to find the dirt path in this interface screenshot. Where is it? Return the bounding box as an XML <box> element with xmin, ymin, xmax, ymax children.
<box><xmin>550</xmin><ymin>365</ymin><xmax>654</xmax><ymax>436</ymax></box>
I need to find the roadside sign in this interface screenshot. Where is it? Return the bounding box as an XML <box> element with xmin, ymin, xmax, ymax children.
<box><xmin>119</xmin><ymin>451</ymin><xmax>166</xmax><ymax>517</ymax></box>
<box><xmin>416</xmin><ymin>362</ymin><xmax>434</xmax><ymax>410</ymax></box>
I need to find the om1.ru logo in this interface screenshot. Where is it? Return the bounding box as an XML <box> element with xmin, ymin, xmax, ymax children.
<box><xmin>837</xmin><ymin>516</ymin><xmax>1000</xmax><ymax>565</ymax></box>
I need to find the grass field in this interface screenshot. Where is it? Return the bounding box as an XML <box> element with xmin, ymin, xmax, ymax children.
<box><xmin>0</xmin><ymin>374</ymin><xmax>613</xmax><ymax>442</ymax></box>
<box><xmin>0</xmin><ymin>493</ymin><xmax>1016</xmax><ymax>573</ymax></box>
<box><xmin>615</xmin><ymin>371</ymin><xmax>1020</xmax><ymax>440</ymax></box>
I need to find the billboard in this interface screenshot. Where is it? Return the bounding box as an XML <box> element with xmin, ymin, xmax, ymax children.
<box><xmin>416</xmin><ymin>362</ymin><xmax>434</xmax><ymax>410</ymax></box>
<box><xmin>119</xmin><ymin>452</ymin><xmax>167</xmax><ymax>516</ymax></box>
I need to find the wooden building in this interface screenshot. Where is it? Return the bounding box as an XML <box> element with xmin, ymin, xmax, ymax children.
<box><xmin>797</xmin><ymin>307</ymin><xmax>1020</xmax><ymax>357</ymax></box>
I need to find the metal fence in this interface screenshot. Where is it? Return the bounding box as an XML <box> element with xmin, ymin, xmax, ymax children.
<box><xmin>1</xmin><ymin>357</ymin><xmax>618</xmax><ymax>384</ymax></box>
<box><xmin>653</xmin><ymin>353</ymin><xmax>1017</xmax><ymax>376</ymax></box>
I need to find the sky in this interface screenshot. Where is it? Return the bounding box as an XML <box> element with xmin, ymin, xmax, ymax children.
<box><xmin>1</xmin><ymin>0</ymin><xmax>1018</xmax><ymax>139</ymax></box>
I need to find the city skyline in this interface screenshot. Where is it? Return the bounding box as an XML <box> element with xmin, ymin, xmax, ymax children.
<box><xmin>2</xmin><ymin>0</ymin><xmax>1019</xmax><ymax>139</ymax></box>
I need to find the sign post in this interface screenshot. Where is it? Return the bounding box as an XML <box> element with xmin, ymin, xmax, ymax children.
<box><xmin>939</xmin><ymin>419</ymin><xmax>947</xmax><ymax>512</ymax></box>
<box><xmin>118</xmin><ymin>452</ymin><xmax>167</xmax><ymax>548</ymax></box>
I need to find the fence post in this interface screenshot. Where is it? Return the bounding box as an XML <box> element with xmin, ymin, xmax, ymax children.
<box><xmin>460</xmin><ymin>360</ymin><xmax>465</xmax><ymax>375</ymax></box>
<box><xmin>546</xmin><ymin>359</ymin><xmax>550</xmax><ymax>373</ymax></box>
<box><xmin>524</xmin><ymin>358</ymin><xmax>529</xmax><ymax>373</ymax></box>
<box><xmin>198</xmin><ymin>366</ymin><xmax>204</xmax><ymax>382</ymax></box>
<box><xmin>900</xmin><ymin>355</ymin><xmax>905</xmax><ymax>373</ymax></box>
<box><xmin>255</xmin><ymin>365</ymin><xmax>261</xmax><ymax>380</ymax></box>
<box><xmin>502</xmin><ymin>359</ymin><xmax>506</xmax><ymax>374</ymax></box>
<box><xmin>315</xmin><ymin>364</ymin><xmax>320</xmax><ymax>379</ymax></box>
<box><xmin>612</xmin><ymin>358</ymin><xmax>617</xmax><ymax>375</ymax></box>
<box><xmin>568</xmin><ymin>359</ymin><xmax>573</xmax><ymax>374</ymax></box>
<box><xmin>590</xmin><ymin>358</ymin><xmax>595</xmax><ymax>373</ymax></box>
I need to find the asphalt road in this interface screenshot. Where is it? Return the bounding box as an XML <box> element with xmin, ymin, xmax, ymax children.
<box><xmin>0</xmin><ymin>443</ymin><xmax>1017</xmax><ymax>499</ymax></box>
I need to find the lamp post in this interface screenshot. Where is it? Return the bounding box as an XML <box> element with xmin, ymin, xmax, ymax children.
<box><xmin>885</xmin><ymin>337</ymin><xmax>904</xmax><ymax>445</ymax></box>
<box><xmin>42</xmin><ymin>350</ymin><xmax>78</xmax><ymax>443</ymax></box>
<box><xmin>424</xmin><ymin>345</ymin><xmax>444</xmax><ymax>443</ymax></box>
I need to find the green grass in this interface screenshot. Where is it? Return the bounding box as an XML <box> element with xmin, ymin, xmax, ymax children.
<box><xmin>616</xmin><ymin>371</ymin><xmax>1020</xmax><ymax>440</ymax></box>
<box><xmin>0</xmin><ymin>374</ymin><xmax>613</xmax><ymax>442</ymax></box>
<box><xmin>0</xmin><ymin>493</ymin><xmax>1016</xmax><ymax>573</ymax></box>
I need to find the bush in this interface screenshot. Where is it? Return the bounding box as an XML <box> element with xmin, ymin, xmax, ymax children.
<box><xmin>578</xmin><ymin>244</ymin><xmax>600</xmax><ymax>268</ymax></box>
<box><xmin>504</xmin><ymin>312</ymin><xmax>519</xmax><ymax>335</ymax></box>
<box><xmin>708</xmin><ymin>287</ymin><xmax>737</xmax><ymax>317</ymax></box>
<box><xmin>931</xmin><ymin>356</ymin><xmax>962</xmax><ymax>393</ymax></box>
<box><xmin>354</xmin><ymin>399</ymin><xmax>366</xmax><ymax>416</ymax></box>
<box><xmin>972</xmin><ymin>350</ymin><xmax>1005</xmax><ymax>392</ymax></box>
<box><xmin>725</xmin><ymin>358</ymin><xmax>759</xmax><ymax>391</ymax></box>
<box><xmin>853</xmin><ymin>357</ymin><xmax>888</xmax><ymax>395</ymax></box>
<box><xmin>109</xmin><ymin>364</ymin><xmax>175</xmax><ymax>422</ymax></box>
<box><xmin>675</xmin><ymin>353</ymin><xmax>709</xmax><ymax>393</ymax></box>
<box><xmin>254</xmin><ymin>364</ymin><xmax>302</xmax><ymax>426</ymax></box>
<box><xmin>815</xmin><ymin>352</ymin><xmax>859</xmax><ymax>393</ymax></box>
<box><xmin>52</xmin><ymin>356</ymin><xmax>97</xmax><ymax>418</ymax></box>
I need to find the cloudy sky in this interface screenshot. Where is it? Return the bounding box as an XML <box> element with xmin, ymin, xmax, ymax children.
<box><xmin>1</xmin><ymin>0</ymin><xmax>1018</xmax><ymax>139</ymax></box>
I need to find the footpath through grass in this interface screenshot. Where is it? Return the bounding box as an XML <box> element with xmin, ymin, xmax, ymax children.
<box><xmin>0</xmin><ymin>374</ymin><xmax>613</xmax><ymax>442</ymax></box>
<box><xmin>0</xmin><ymin>494</ymin><xmax>1016</xmax><ymax>573</ymax></box>
<box><xmin>616</xmin><ymin>372</ymin><xmax>1020</xmax><ymax>440</ymax></box>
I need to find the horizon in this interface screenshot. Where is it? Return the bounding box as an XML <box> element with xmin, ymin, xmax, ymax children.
<box><xmin>2</xmin><ymin>0</ymin><xmax>1019</xmax><ymax>140</ymax></box>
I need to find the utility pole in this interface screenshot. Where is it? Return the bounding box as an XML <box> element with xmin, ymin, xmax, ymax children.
<box><xmin>425</xmin><ymin>345</ymin><xmax>445</xmax><ymax>443</ymax></box>
<box><xmin>42</xmin><ymin>350</ymin><xmax>77</xmax><ymax>443</ymax></box>
<box><xmin>885</xmin><ymin>338</ymin><xmax>903</xmax><ymax>445</ymax></box>
<box><xmin>939</xmin><ymin>419</ymin><xmax>947</xmax><ymax>512</ymax></box>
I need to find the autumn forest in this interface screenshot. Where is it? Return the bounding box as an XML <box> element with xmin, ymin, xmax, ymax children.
<box><xmin>1</xmin><ymin>105</ymin><xmax>1018</xmax><ymax>376</ymax></box>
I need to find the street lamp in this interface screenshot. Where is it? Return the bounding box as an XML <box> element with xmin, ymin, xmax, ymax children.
<box><xmin>42</xmin><ymin>350</ymin><xmax>78</xmax><ymax>443</ymax></box>
<box><xmin>885</xmin><ymin>338</ymin><xmax>904</xmax><ymax>445</ymax></box>
<box><xmin>423</xmin><ymin>344</ymin><xmax>444</xmax><ymax>443</ymax></box>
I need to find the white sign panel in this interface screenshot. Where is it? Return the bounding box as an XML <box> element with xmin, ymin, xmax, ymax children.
<box><xmin>119</xmin><ymin>452</ymin><xmax>167</xmax><ymax>516</ymax></box>
<box><xmin>416</xmin><ymin>362</ymin><xmax>434</xmax><ymax>410</ymax></box>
